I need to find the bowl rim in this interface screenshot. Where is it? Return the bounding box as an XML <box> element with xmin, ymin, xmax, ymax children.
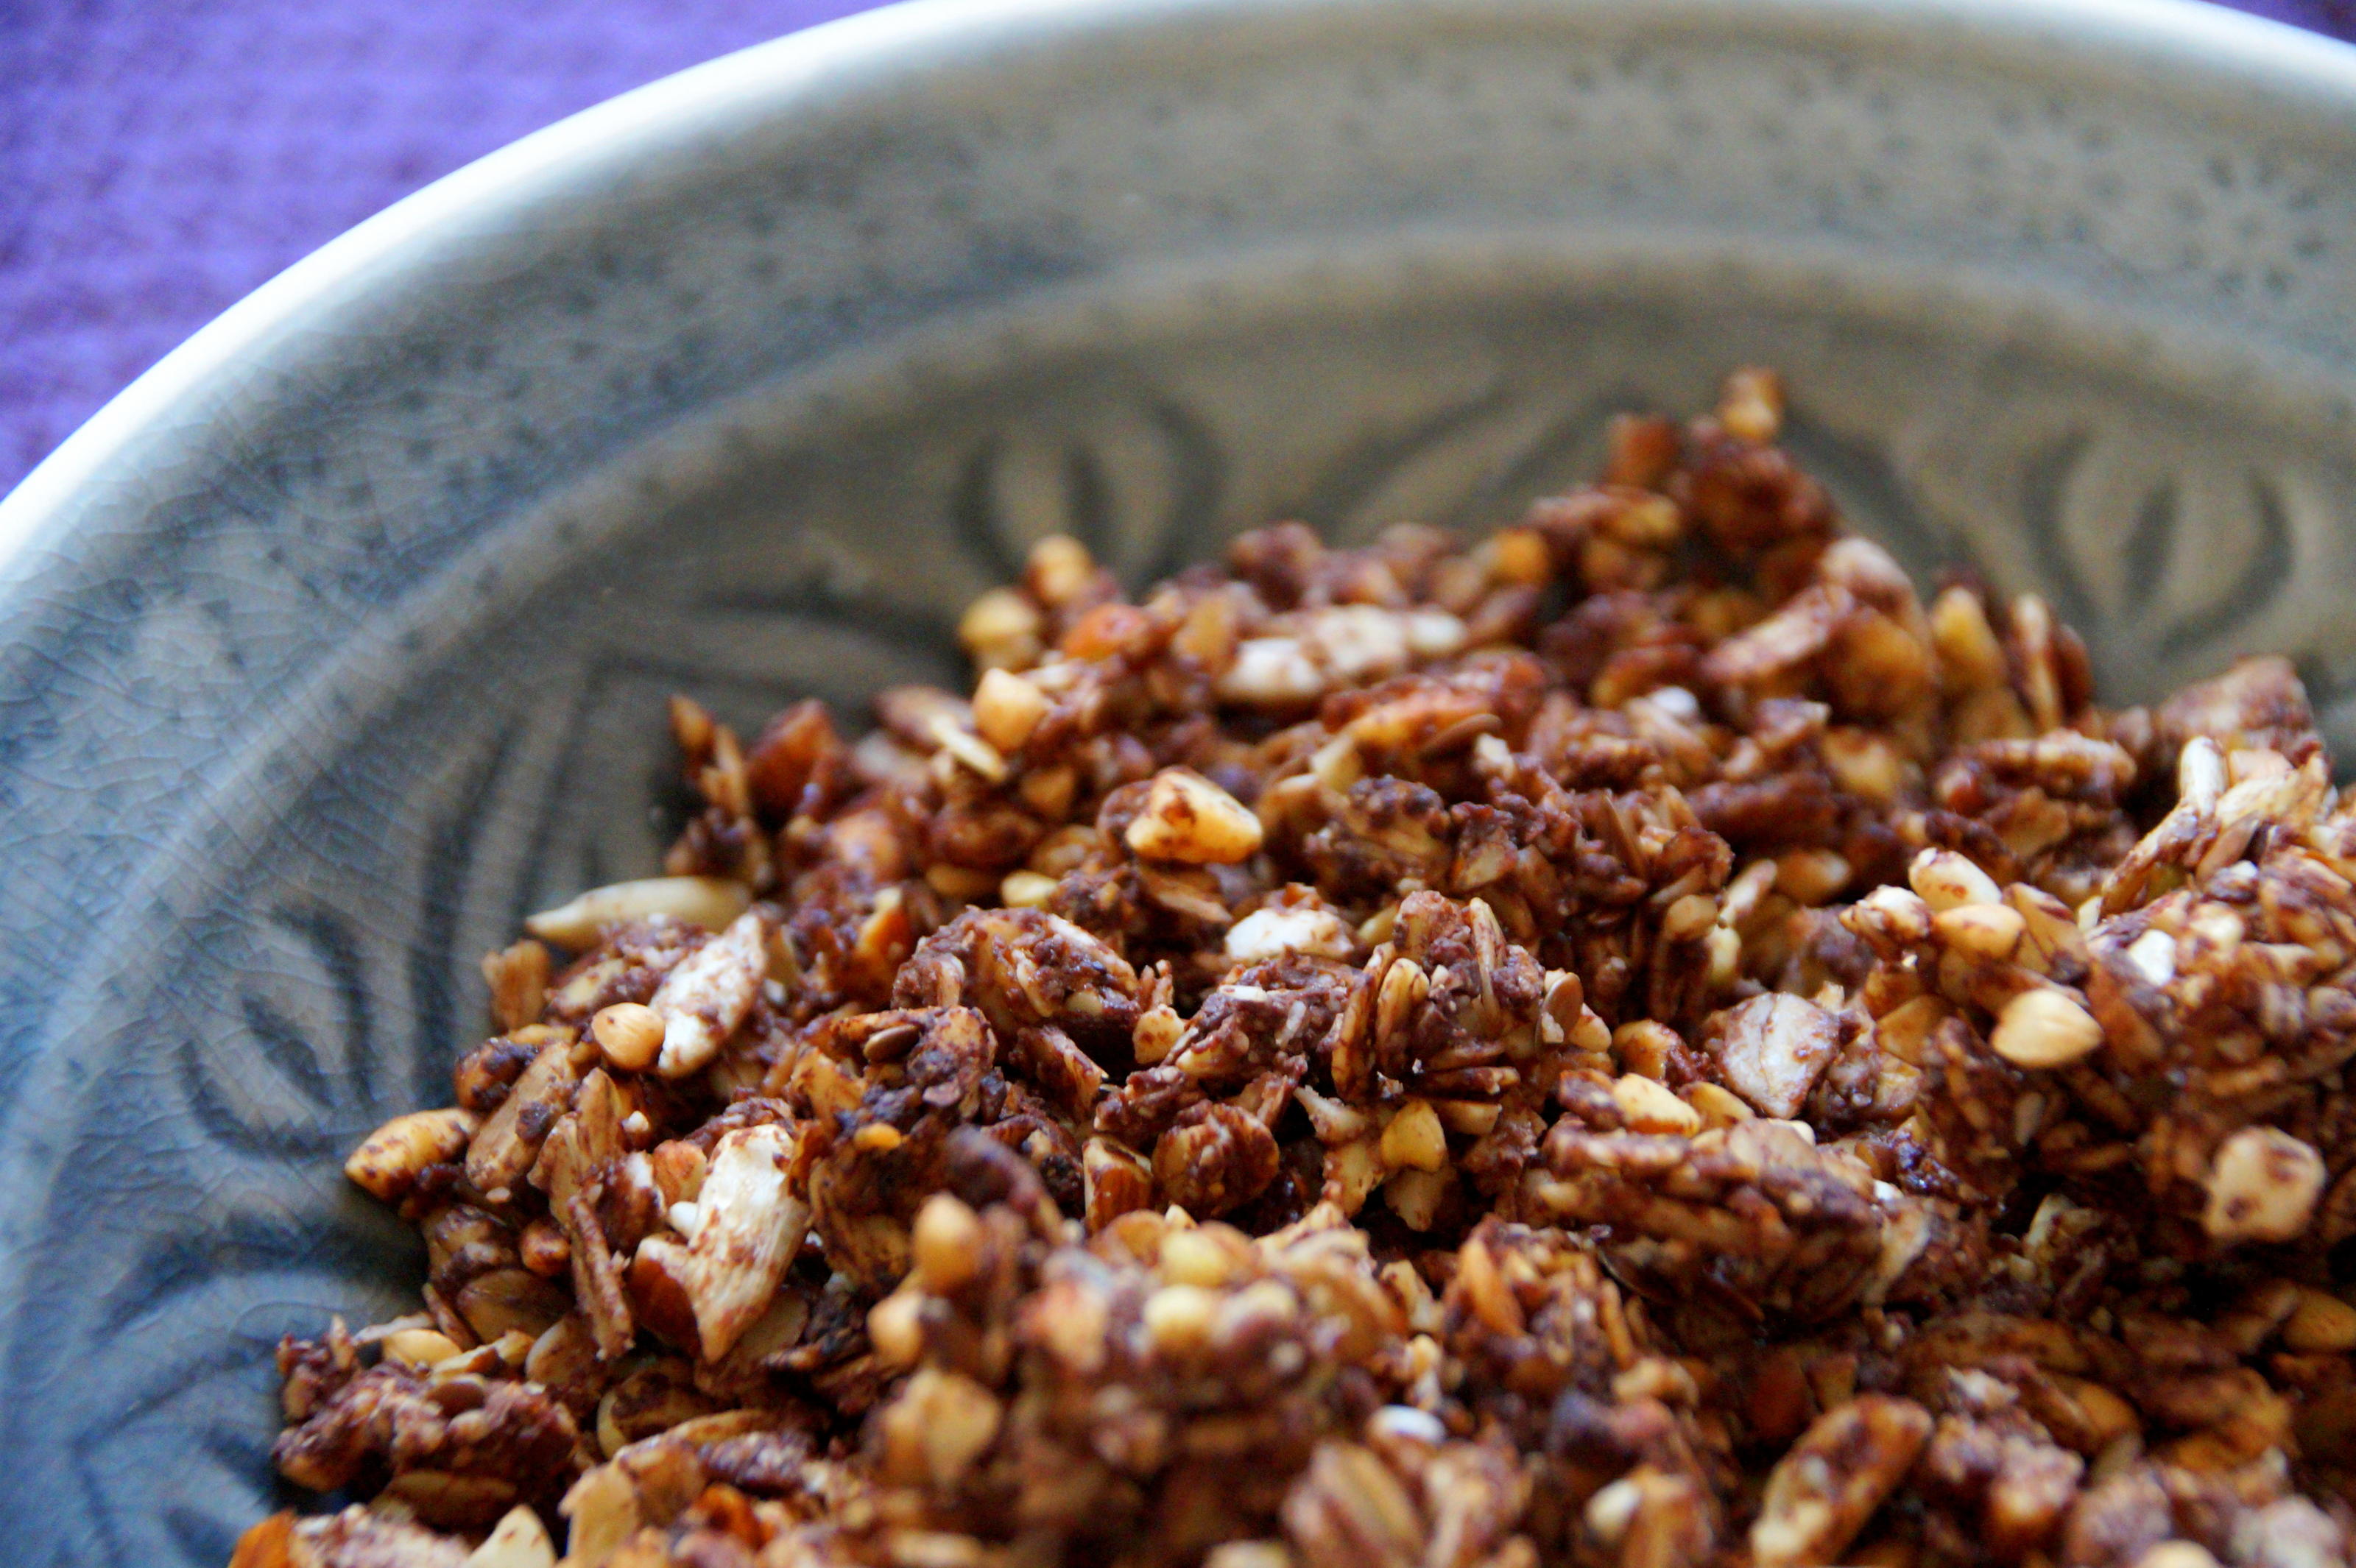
<box><xmin>3</xmin><ymin>0</ymin><xmax>2356</xmax><ymax>590</ymax></box>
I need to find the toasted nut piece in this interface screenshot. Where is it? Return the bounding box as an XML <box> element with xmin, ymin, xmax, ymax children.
<box><xmin>2204</xmin><ymin>1126</ymin><xmax>2326</xmax><ymax>1245</ymax></box>
<box><xmin>1216</xmin><ymin>637</ymin><xmax>1324</xmax><ymax>705</ymax></box>
<box><xmin>1753</xmin><ymin>1396</ymin><xmax>1933</xmax><ymax>1568</ymax></box>
<box><xmin>454</xmin><ymin>1268</ymin><xmax>571</xmax><ymax>1342</ymax></box>
<box><xmin>959</xmin><ymin>586</ymin><xmax>1045</xmax><ymax>670</ymax></box>
<box><xmin>560</xmin><ymin>1463</ymin><xmax>640</xmax><ymax>1567</ymax></box>
<box><xmin>1660</xmin><ymin>892</ymin><xmax>1721</xmax><ymax>942</ymax></box>
<box><xmin>911</xmin><ymin>1195</ymin><xmax>984</xmax><ymax>1293</ymax></box>
<box><xmin>683</xmin><ymin>1122</ymin><xmax>809</xmax><ymax>1358</ymax></box>
<box><xmin>882</xmin><ymin>1368</ymin><xmax>1004</xmax><ymax>1489</ymax></box>
<box><xmin>1225</xmin><ymin>905</ymin><xmax>1354</xmax><ymax>964</ymax></box>
<box><xmin>1027</xmin><ymin>534</ymin><xmax>1096</xmax><ymax>606</ymax></box>
<box><xmin>465</xmin><ymin>1505</ymin><xmax>557</xmax><ymax>1568</ymax></box>
<box><xmin>1686</xmin><ymin>1081</ymin><xmax>1754</xmax><ymax>1129</ymax></box>
<box><xmin>1380</xmin><ymin>1100</ymin><xmax>1447</xmax><ymax>1172</ymax></box>
<box><xmin>1126</xmin><ymin>768</ymin><xmax>1264</xmax><ymax>864</ymax></box>
<box><xmin>1712</xmin><ymin>994</ymin><xmax>1838</xmax><ymax>1118</ymax></box>
<box><xmin>1613</xmin><ymin>1074</ymin><xmax>1703</xmax><ymax>1135</ymax></box>
<box><xmin>868</xmin><ymin>1290</ymin><xmax>924</xmax><ymax>1369</ymax></box>
<box><xmin>589</xmin><ymin>1003</ymin><xmax>665</xmax><ymax>1073</ymax></box>
<box><xmin>973</xmin><ymin>668</ymin><xmax>1051</xmax><ymax>752</ymax></box>
<box><xmin>1204</xmin><ymin>1543</ymin><xmax>1294</xmax><ymax>1568</ymax></box>
<box><xmin>1383</xmin><ymin>1166</ymin><xmax>1453</xmax><ymax>1230</ymax></box>
<box><xmin>2284</xmin><ymin>1288</ymin><xmax>2356</xmax><ymax>1353</ymax></box>
<box><xmin>523</xmin><ymin>875</ymin><xmax>751</xmax><ymax>947</ymax></box>
<box><xmin>1001</xmin><ymin>869</ymin><xmax>1059</xmax><ymax>908</ymax></box>
<box><xmin>1908</xmin><ymin>847</ymin><xmax>2003</xmax><ymax>911</ymax></box>
<box><xmin>466</xmin><ymin>1039</ymin><xmax>583</xmax><ymax>1194</ymax></box>
<box><xmin>1933</xmin><ymin>903</ymin><xmax>2027</xmax><ymax>961</ymax></box>
<box><xmin>1132</xmin><ymin>1004</ymin><xmax>1184</xmax><ymax>1064</ymax></box>
<box><xmin>650</xmin><ymin>910</ymin><xmax>767</xmax><ymax>1078</ymax></box>
<box><xmin>1143</xmin><ymin>1285</ymin><xmax>1221</xmax><ymax>1352</ymax></box>
<box><xmin>345</xmin><ymin>1108</ymin><xmax>479</xmax><ymax>1203</ymax></box>
<box><xmin>1157</xmin><ymin>1226</ymin><xmax>1241</xmax><ymax>1288</ymax></box>
<box><xmin>228</xmin><ymin>1512</ymin><xmax>296</xmax><ymax>1568</ymax></box>
<box><xmin>2134</xmin><ymin>1547</ymin><xmax>2223</xmax><ymax>1568</ymax></box>
<box><xmin>381</xmin><ymin>1328</ymin><xmax>464</xmax><ymax>1369</ymax></box>
<box><xmin>1990</xmin><ymin>987</ymin><xmax>2105</xmax><ymax>1070</ymax></box>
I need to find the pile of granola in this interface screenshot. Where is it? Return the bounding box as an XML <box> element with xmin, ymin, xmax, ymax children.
<box><xmin>233</xmin><ymin>372</ymin><xmax>2356</xmax><ymax>1568</ymax></box>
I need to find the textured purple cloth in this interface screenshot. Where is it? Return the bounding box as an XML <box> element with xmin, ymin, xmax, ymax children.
<box><xmin>0</xmin><ymin>0</ymin><xmax>2346</xmax><ymax>496</ymax></box>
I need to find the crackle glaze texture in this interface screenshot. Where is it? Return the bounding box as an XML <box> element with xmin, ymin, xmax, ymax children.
<box><xmin>7</xmin><ymin>0</ymin><xmax>2356</xmax><ymax>1561</ymax></box>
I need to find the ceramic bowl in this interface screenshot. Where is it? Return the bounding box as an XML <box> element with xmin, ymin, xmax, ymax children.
<box><xmin>7</xmin><ymin>0</ymin><xmax>2356</xmax><ymax>1558</ymax></box>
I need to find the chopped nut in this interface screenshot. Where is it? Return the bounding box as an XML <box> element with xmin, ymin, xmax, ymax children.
<box><xmin>463</xmin><ymin>1505</ymin><xmax>556</xmax><ymax>1568</ymax></box>
<box><xmin>588</xmin><ymin>1002</ymin><xmax>665</xmax><ymax>1073</ymax></box>
<box><xmin>2204</xmin><ymin>1126</ymin><xmax>2325</xmax><ymax>1245</ymax></box>
<box><xmin>1990</xmin><ymin>986</ymin><xmax>2104</xmax><ymax>1070</ymax></box>
<box><xmin>1752</xmin><ymin>1396</ymin><xmax>1932</xmax><ymax>1568</ymax></box>
<box><xmin>1909</xmin><ymin>847</ymin><xmax>2004</xmax><ymax>911</ymax></box>
<box><xmin>1001</xmin><ymin>869</ymin><xmax>1059</xmax><ymax>908</ymax></box>
<box><xmin>681</xmin><ymin>1123</ymin><xmax>808</xmax><ymax>1358</ymax></box>
<box><xmin>649</xmin><ymin>909</ymin><xmax>766</xmax><ymax>1077</ymax></box>
<box><xmin>1379</xmin><ymin>1100</ymin><xmax>1447</xmax><ymax>1172</ymax></box>
<box><xmin>1126</xmin><ymin>768</ymin><xmax>1266</xmax><ymax>864</ymax></box>
<box><xmin>1225</xmin><ymin>904</ymin><xmax>1355</xmax><ymax>964</ymax></box>
<box><xmin>1711</xmin><ymin>994</ymin><xmax>1838</xmax><ymax>1118</ymax></box>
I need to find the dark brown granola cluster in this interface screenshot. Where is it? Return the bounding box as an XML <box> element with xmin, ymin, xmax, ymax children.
<box><xmin>236</xmin><ymin>372</ymin><xmax>2356</xmax><ymax>1568</ymax></box>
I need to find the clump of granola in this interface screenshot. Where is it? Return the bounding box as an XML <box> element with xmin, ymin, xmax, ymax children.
<box><xmin>233</xmin><ymin>372</ymin><xmax>2356</xmax><ymax>1568</ymax></box>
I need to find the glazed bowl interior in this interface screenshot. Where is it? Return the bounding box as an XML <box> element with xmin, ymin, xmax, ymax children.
<box><xmin>7</xmin><ymin>0</ymin><xmax>2356</xmax><ymax>1560</ymax></box>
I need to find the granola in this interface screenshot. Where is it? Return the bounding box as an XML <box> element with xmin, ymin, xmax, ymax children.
<box><xmin>233</xmin><ymin>372</ymin><xmax>2356</xmax><ymax>1568</ymax></box>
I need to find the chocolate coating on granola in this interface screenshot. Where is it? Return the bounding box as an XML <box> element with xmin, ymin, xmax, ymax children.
<box><xmin>237</xmin><ymin>372</ymin><xmax>2356</xmax><ymax>1568</ymax></box>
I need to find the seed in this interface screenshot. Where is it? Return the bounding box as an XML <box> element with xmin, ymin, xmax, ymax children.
<box><xmin>344</xmin><ymin>1108</ymin><xmax>479</xmax><ymax>1204</ymax></box>
<box><xmin>1908</xmin><ymin>847</ymin><xmax>2003</xmax><ymax>911</ymax></box>
<box><xmin>911</xmin><ymin>1194</ymin><xmax>985</xmax><ymax>1293</ymax></box>
<box><xmin>590</xmin><ymin>1003</ymin><xmax>665</xmax><ymax>1072</ymax></box>
<box><xmin>2203</xmin><ymin>1126</ymin><xmax>2325</xmax><ymax>1245</ymax></box>
<box><xmin>1775</xmin><ymin>849</ymin><xmax>1851</xmax><ymax>907</ymax></box>
<box><xmin>380</xmin><ymin>1328</ymin><xmax>462</xmax><ymax>1369</ymax></box>
<box><xmin>1612</xmin><ymin>1074</ymin><xmax>1701</xmax><ymax>1136</ymax></box>
<box><xmin>972</xmin><ymin>668</ymin><xmax>1049</xmax><ymax>752</ymax></box>
<box><xmin>523</xmin><ymin>875</ymin><xmax>751</xmax><ymax>948</ymax></box>
<box><xmin>1989</xmin><ymin>987</ymin><xmax>2105</xmax><ymax>1070</ymax></box>
<box><xmin>1125</xmin><ymin>768</ymin><xmax>1265</xmax><ymax>864</ymax></box>
<box><xmin>1489</xmin><ymin>527</ymin><xmax>1552</xmax><ymax>585</ymax></box>
<box><xmin>1933</xmin><ymin>903</ymin><xmax>2026</xmax><ymax>961</ymax></box>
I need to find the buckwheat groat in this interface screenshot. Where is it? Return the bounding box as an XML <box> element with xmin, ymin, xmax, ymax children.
<box><xmin>233</xmin><ymin>373</ymin><xmax>2356</xmax><ymax>1568</ymax></box>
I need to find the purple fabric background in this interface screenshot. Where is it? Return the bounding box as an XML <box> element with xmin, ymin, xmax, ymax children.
<box><xmin>0</xmin><ymin>0</ymin><xmax>2347</xmax><ymax>498</ymax></box>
